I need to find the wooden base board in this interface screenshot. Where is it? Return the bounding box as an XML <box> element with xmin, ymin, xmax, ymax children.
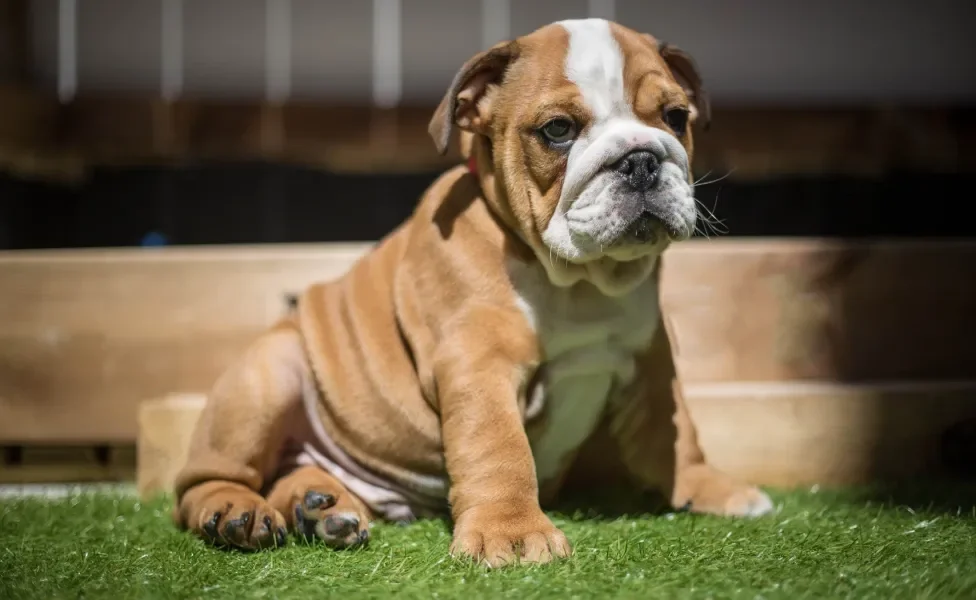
<box><xmin>132</xmin><ymin>381</ymin><xmax>976</xmax><ymax>499</ymax></box>
<box><xmin>0</xmin><ymin>444</ymin><xmax>134</xmax><ymax>484</ymax></box>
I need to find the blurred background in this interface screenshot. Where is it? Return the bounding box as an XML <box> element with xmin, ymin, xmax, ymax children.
<box><xmin>1</xmin><ymin>0</ymin><xmax>975</xmax><ymax>248</ymax></box>
<box><xmin>0</xmin><ymin>0</ymin><xmax>974</xmax><ymax>493</ymax></box>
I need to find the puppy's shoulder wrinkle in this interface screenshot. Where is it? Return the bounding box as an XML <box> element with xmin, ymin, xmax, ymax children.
<box><xmin>430</xmin><ymin>165</ymin><xmax>481</xmax><ymax>240</ymax></box>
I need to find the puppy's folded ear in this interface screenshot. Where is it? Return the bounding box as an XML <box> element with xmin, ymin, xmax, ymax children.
<box><xmin>428</xmin><ymin>41</ymin><xmax>518</xmax><ymax>155</ymax></box>
<box><xmin>645</xmin><ymin>35</ymin><xmax>711</xmax><ymax>131</ymax></box>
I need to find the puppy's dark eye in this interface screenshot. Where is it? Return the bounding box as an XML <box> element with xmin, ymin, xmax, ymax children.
<box><xmin>539</xmin><ymin>118</ymin><xmax>577</xmax><ymax>145</ymax></box>
<box><xmin>664</xmin><ymin>108</ymin><xmax>689</xmax><ymax>136</ymax></box>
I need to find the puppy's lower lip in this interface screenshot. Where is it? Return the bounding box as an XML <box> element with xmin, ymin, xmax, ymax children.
<box><xmin>667</xmin><ymin>222</ymin><xmax>690</xmax><ymax>240</ymax></box>
<box><xmin>652</xmin><ymin>217</ymin><xmax>683</xmax><ymax>240</ymax></box>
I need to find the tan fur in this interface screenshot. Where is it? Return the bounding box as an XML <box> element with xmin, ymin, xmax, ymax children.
<box><xmin>173</xmin><ymin>20</ymin><xmax>769</xmax><ymax>568</ymax></box>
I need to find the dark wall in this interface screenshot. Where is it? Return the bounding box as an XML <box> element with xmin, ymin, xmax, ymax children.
<box><xmin>27</xmin><ymin>0</ymin><xmax>976</xmax><ymax>105</ymax></box>
<box><xmin>0</xmin><ymin>164</ymin><xmax>970</xmax><ymax>250</ymax></box>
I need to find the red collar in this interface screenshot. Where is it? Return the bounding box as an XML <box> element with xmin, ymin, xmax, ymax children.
<box><xmin>467</xmin><ymin>155</ymin><xmax>478</xmax><ymax>176</ymax></box>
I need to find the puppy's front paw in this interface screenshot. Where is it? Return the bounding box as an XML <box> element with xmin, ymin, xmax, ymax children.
<box><xmin>181</xmin><ymin>482</ymin><xmax>288</xmax><ymax>551</ymax></box>
<box><xmin>292</xmin><ymin>489</ymin><xmax>371</xmax><ymax>550</ymax></box>
<box><xmin>450</xmin><ymin>502</ymin><xmax>572</xmax><ymax>568</ymax></box>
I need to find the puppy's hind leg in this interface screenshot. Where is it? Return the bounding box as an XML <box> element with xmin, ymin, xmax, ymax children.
<box><xmin>610</xmin><ymin>328</ymin><xmax>774</xmax><ymax>518</ymax></box>
<box><xmin>173</xmin><ymin>319</ymin><xmax>309</xmax><ymax>551</ymax></box>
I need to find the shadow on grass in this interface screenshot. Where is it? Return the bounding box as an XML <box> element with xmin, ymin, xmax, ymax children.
<box><xmin>546</xmin><ymin>485</ymin><xmax>678</xmax><ymax>523</ymax></box>
<box><xmin>846</xmin><ymin>476</ymin><xmax>976</xmax><ymax>518</ymax></box>
<box><xmin>548</xmin><ymin>477</ymin><xmax>976</xmax><ymax>524</ymax></box>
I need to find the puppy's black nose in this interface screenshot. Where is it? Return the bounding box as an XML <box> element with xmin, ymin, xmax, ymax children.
<box><xmin>612</xmin><ymin>150</ymin><xmax>660</xmax><ymax>191</ymax></box>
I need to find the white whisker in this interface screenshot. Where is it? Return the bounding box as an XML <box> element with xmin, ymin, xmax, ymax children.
<box><xmin>694</xmin><ymin>168</ymin><xmax>736</xmax><ymax>188</ymax></box>
<box><xmin>694</xmin><ymin>185</ymin><xmax>729</xmax><ymax>239</ymax></box>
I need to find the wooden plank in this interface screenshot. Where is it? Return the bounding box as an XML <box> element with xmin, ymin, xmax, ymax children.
<box><xmin>59</xmin><ymin>102</ymin><xmax>976</xmax><ymax>176</ymax></box>
<box><xmin>661</xmin><ymin>238</ymin><xmax>976</xmax><ymax>382</ymax></box>
<box><xmin>0</xmin><ymin>244</ymin><xmax>371</xmax><ymax>443</ymax></box>
<box><xmin>2</xmin><ymin>89</ymin><xmax>975</xmax><ymax>179</ymax></box>
<box><xmin>683</xmin><ymin>380</ymin><xmax>976</xmax><ymax>487</ymax></box>
<box><xmin>696</xmin><ymin>106</ymin><xmax>976</xmax><ymax>178</ymax></box>
<box><xmin>132</xmin><ymin>381</ymin><xmax>976</xmax><ymax>494</ymax></box>
<box><xmin>1</xmin><ymin>239</ymin><xmax>974</xmax><ymax>444</ymax></box>
<box><xmin>568</xmin><ymin>380</ymin><xmax>976</xmax><ymax>490</ymax></box>
<box><xmin>58</xmin><ymin>99</ymin><xmax>464</xmax><ymax>175</ymax></box>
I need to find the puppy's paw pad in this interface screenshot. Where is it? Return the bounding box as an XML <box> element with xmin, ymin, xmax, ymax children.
<box><xmin>293</xmin><ymin>490</ymin><xmax>369</xmax><ymax>550</ymax></box>
<box><xmin>324</xmin><ymin>513</ymin><xmax>370</xmax><ymax>546</ymax></box>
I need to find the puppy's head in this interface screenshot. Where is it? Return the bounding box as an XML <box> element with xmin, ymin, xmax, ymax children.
<box><xmin>430</xmin><ymin>19</ymin><xmax>709</xmax><ymax>296</ymax></box>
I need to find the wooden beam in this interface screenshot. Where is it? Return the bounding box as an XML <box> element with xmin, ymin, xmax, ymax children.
<box><xmin>133</xmin><ymin>381</ymin><xmax>976</xmax><ymax>496</ymax></box>
<box><xmin>568</xmin><ymin>380</ymin><xmax>976</xmax><ymax>490</ymax></box>
<box><xmin>683</xmin><ymin>380</ymin><xmax>976</xmax><ymax>486</ymax></box>
<box><xmin>661</xmin><ymin>238</ymin><xmax>976</xmax><ymax>382</ymax></box>
<box><xmin>1</xmin><ymin>239</ymin><xmax>974</xmax><ymax>447</ymax></box>
<box><xmin>58</xmin><ymin>102</ymin><xmax>976</xmax><ymax>176</ymax></box>
<box><xmin>2</xmin><ymin>91</ymin><xmax>975</xmax><ymax>181</ymax></box>
<box><xmin>0</xmin><ymin>243</ymin><xmax>371</xmax><ymax>443</ymax></box>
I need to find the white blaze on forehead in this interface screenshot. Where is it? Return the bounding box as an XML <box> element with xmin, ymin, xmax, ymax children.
<box><xmin>554</xmin><ymin>17</ymin><xmax>690</xmax><ymax>196</ymax></box>
<box><xmin>557</xmin><ymin>18</ymin><xmax>627</xmax><ymax>122</ymax></box>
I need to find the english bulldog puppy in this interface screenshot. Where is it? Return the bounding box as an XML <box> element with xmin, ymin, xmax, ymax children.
<box><xmin>173</xmin><ymin>18</ymin><xmax>773</xmax><ymax>568</ymax></box>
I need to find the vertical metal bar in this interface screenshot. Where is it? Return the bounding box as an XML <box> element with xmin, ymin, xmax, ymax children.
<box><xmin>57</xmin><ymin>0</ymin><xmax>77</xmax><ymax>102</ymax></box>
<box><xmin>160</xmin><ymin>0</ymin><xmax>183</xmax><ymax>101</ymax></box>
<box><xmin>372</xmin><ymin>0</ymin><xmax>401</xmax><ymax>109</ymax></box>
<box><xmin>265</xmin><ymin>0</ymin><xmax>291</xmax><ymax>103</ymax></box>
<box><xmin>481</xmin><ymin>0</ymin><xmax>510</xmax><ymax>48</ymax></box>
<box><xmin>588</xmin><ymin>0</ymin><xmax>615</xmax><ymax>21</ymax></box>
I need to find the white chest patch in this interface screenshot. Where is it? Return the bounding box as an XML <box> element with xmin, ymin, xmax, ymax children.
<box><xmin>510</xmin><ymin>260</ymin><xmax>660</xmax><ymax>484</ymax></box>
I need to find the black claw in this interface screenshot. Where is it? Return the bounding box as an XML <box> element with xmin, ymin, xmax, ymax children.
<box><xmin>304</xmin><ymin>491</ymin><xmax>336</xmax><ymax>511</ymax></box>
<box><xmin>358</xmin><ymin>529</ymin><xmax>370</xmax><ymax>544</ymax></box>
<box><xmin>204</xmin><ymin>511</ymin><xmax>221</xmax><ymax>539</ymax></box>
<box><xmin>676</xmin><ymin>500</ymin><xmax>693</xmax><ymax>513</ymax></box>
<box><xmin>294</xmin><ymin>505</ymin><xmax>317</xmax><ymax>541</ymax></box>
<box><xmin>276</xmin><ymin>527</ymin><xmax>287</xmax><ymax>548</ymax></box>
<box><xmin>223</xmin><ymin>511</ymin><xmax>254</xmax><ymax>542</ymax></box>
<box><xmin>263</xmin><ymin>515</ymin><xmax>273</xmax><ymax>531</ymax></box>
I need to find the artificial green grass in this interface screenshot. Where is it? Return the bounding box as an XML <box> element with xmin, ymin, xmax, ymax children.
<box><xmin>1</xmin><ymin>483</ymin><xmax>975</xmax><ymax>600</ymax></box>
